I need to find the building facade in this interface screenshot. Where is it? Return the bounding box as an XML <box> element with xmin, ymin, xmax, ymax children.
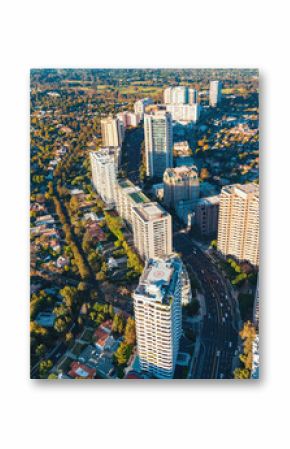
<box><xmin>134</xmin><ymin>98</ymin><xmax>154</xmax><ymax>119</ymax></box>
<box><xmin>163</xmin><ymin>165</ymin><xmax>200</xmax><ymax>209</ymax></box>
<box><xmin>89</xmin><ymin>148</ymin><xmax>118</xmax><ymax>207</ymax></box>
<box><xmin>133</xmin><ymin>256</ymin><xmax>183</xmax><ymax>378</ymax></box>
<box><xmin>117</xmin><ymin>111</ymin><xmax>140</xmax><ymax>128</ymax></box>
<box><xmin>166</xmin><ymin>103</ymin><xmax>200</xmax><ymax>123</ymax></box>
<box><xmin>101</xmin><ymin>116</ymin><xmax>124</xmax><ymax>147</ymax></box>
<box><xmin>144</xmin><ymin>110</ymin><xmax>173</xmax><ymax>178</ymax></box>
<box><xmin>217</xmin><ymin>183</ymin><xmax>259</xmax><ymax>266</ymax></box>
<box><xmin>132</xmin><ymin>202</ymin><xmax>172</xmax><ymax>260</ymax></box>
<box><xmin>194</xmin><ymin>195</ymin><xmax>220</xmax><ymax>236</ymax></box>
<box><xmin>209</xmin><ymin>80</ymin><xmax>222</xmax><ymax>107</ymax></box>
<box><xmin>164</xmin><ymin>86</ymin><xmax>197</xmax><ymax>105</ymax></box>
<box><xmin>115</xmin><ymin>178</ymin><xmax>150</xmax><ymax>225</ymax></box>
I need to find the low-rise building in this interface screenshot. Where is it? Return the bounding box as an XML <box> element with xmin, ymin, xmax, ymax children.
<box><xmin>35</xmin><ymin>312</ymin><xmax>56</xmax><ymax>328</ymax></box>
<box><xmin>173</xmin><ymin>141</ymin><xmax>192</xmax><ymax>157</ymax></box>
<box><xmin>68</xmin><ymin>361</ymin><xmax>96</xmax><ymax>379</ymax></box>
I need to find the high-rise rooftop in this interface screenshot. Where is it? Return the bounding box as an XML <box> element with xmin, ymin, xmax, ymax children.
<box><xmin>135</xmin><ymin>257</ymin><xmax>181</xmax><ymax>305</ymax></box>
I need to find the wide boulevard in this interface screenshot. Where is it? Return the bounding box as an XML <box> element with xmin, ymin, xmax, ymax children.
<box><xmin>173</xmin><ymin>230</ymin><xmax>239</xmax><ymax>379</ymax></box>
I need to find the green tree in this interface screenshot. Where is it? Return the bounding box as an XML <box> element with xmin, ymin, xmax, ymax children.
<box><xmin>114</xmin><ymin>342</ymin><xmax>132</xmax><ymax>366</ymax></box>
<box><xmin>108</xmin><ymin>304</ymin><xmax>114</xmax><ymax>318</ymax></box>
<box><xmin>35</xmin><ymin>344</ymin><xmax>47</xmax><ymax>358</ymax></box>
<box><xmin>124</xmin><ymin>318</ymin><xmax>136</xmax><ymax>345</ymax></box>
<box><xmin>39</xmin><ymin>359</ymin><xmax>53</xmax><ymax>378</ymax></box>
<box><xmin>54</xmin><ymin>317</ymin><xmax>67</xmax><ymax>333</ymax></box>
<box><xmin>60</xmin><ymin>286</ymin><xmax>78</xmax><ymax>308</ymax></box>
<box><xmin>112</xmin><ymin>313</ymin><xmax>126</xmax><ymax>334</ymax></box>
<box><xmin>96</xmin><ymin>271</ymin><xmax>106</xmax><ymax>281</ymax></box>
<box><xmin>65</xmin><ymin>331</ymin><xmax>74</xmax><ymax>344</ymax></box>
<box><xmin>234</xmin><ymin>368</ymin><xmax>250</xmax><ymax>379</ymax></box>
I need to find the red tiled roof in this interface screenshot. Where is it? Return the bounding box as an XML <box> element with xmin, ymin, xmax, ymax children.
<box><xmin>94</xmin><ymin>327</ymin><xmax>110</xmax><ymax>347</ymax></box>
<box><xmin>68</xmin><ymin>362</ymin><xmax>96</xmax><ymax>379</ymax></box>
<box><xmin>100</xmin><ymin>320</ymin><xmax>113</xmax><ymax>332</ymax></box>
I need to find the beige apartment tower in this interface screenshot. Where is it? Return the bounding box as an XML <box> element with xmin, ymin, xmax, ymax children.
<box><xmin>163</xmin><ymin>165</ymin><xmax>200</xmax><ymax>209</ymax></box>
<box><xmin>217</xmin><ymin>183</ymin><xmax>259</xmax><ymax>266</ymax></box>
<box><xmin>101</xmin><ymin>116</ymin><xmax>124</xmax><ymax>147</ymax></box>
<box><xmin>132</xmin><ymin>202</ymin><xmax>172</xmax><ymax>260</ymax></box>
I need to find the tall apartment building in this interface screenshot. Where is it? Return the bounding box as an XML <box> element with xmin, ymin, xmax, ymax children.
<box><xmin>209</xmin><ymin>80</ymin><xmax>222</xmax><ymax>107</ymax></box>
<box><xmin>217</xmin><ymin>183</ymin><xmax>259</xmax><ymax>266</ymax></box>
<box><xmin>134</xmin><ymin>98</ymin><xmax>154</xmax><ymax>119</ymax></box>
<box><xmin>117</xmin><ymin>111</ymin><xmax>140</xmax><ymax>128</ymax></box>
<box><xmin>189</xmin><ymin>88</ymin><xmax>198</xmax><ymax>104</ymax></box>
<box><xmin>132</xmin><ymin>202</ymin><xmax>172</xmax><ymax>260</ymax></box>
<box><xmin>163</xmin><ymin>165</ymin><xmax>200</xmax><ymax>209</ymax></box>
<box><xmin>194</xmin><ymin>195</ymin><xmax>220</xmax><ymax>236</ymax></box>
<box><xmin>164</xmin><ymin>86</ymin><xmax>197</xmax><ymax>105</ymax></box>
<box><xmin>101</xmin><ymin>116</ymin><xmax>124</xmax><ymax>147</ymax></box>
<box><xmin>115</xmin><ymin>178</ymin><xmax>150</xmax><ymax>225</ymax></box>
<box><xmin>89</xmin><ymin>148</ymin><xmax>119</xmax><ymax>207</ymax></box>
<box><xmin>165</xmin><ymin>103</ymin><xmax>200</xmax><ymax>123</ymax></box>
<box><xmin>133</xmin><ymin>255</ymin><xmax>183</xmax><ymax>378</ymax></box>
<box><xmin>144</xmin><ymin>110</ymin><xmax>173</xmax><ymax>178</ymax></box>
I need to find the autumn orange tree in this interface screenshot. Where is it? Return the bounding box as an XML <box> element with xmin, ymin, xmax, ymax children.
<box><xmin>234</xmin><ymin>321</ymin><xmax>256</xmax><ymax>379</ymax></box>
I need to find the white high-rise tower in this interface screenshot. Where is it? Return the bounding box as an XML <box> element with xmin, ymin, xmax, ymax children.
<box><xmin>133</xmin><ymin>255</ymin><xmax>183</xmax><ymax>378</ymax></box>
<box><xmin>89</xmin><ymin>148</ymin><xmax>118</xmax><ymax>208</ymax></box>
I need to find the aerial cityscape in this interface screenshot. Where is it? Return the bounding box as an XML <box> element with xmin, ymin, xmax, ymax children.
<box><xmin>30</xmin><ymin>68</ymin><xmax>259</xmax><ymax>379</ymax></box>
